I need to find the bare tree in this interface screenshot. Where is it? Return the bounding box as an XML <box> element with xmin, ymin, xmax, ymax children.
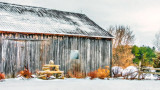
<box><xmin>108</xmin><ymin>26</ymin><xmax>135</xmax><ymax>48</ymax></box>
<box><xmin>107</xmin><ymin>25</ymin><xmax>135</xmax><ymax>68</ymax></box>
<box><xmin>153</xmin><ymin>31</ymin><xmax>160</xmax><ymax>51</ymax></box>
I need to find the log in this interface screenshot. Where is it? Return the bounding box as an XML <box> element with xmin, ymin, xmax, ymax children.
<box><xmin>38</xmin><ymin>71</ymin><xmax>64</xmax><ymax>74</ymax></box>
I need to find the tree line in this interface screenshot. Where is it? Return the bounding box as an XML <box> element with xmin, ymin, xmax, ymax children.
<box><xmin>108</xmin><ymin>25</ymin><xmax>160</xmax><ymax>68</ymax></box>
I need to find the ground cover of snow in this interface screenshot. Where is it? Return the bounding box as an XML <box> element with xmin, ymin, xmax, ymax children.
<box><xmin>0</xmin><ymin>78</ymin><xmax>160</xmax><ymax>90</ymax></box>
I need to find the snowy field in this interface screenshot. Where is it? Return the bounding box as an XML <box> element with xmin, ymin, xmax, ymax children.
<box><xmin>0</xmin><ymin>78</ymin><xmax>160</xmax><ymax>90</ymax></box>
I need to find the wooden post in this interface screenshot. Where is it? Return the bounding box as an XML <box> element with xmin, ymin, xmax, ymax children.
<box><xmin>138</xmin><ymin>61</ymin><xmax>141</xmax><ymax>80</ymax></box>
<box><xmin>110</xmin><ymin>40</ymin><xmax>112</xmax><ymax>77</ymax></box>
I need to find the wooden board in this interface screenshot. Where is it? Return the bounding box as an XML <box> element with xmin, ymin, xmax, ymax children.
<box><xmin>43</xmin><ymin>65</ymin><xmax>60</xmax><ymax>67</ymax></box>
<box><xmin>143</xmin><ymin>72</ymin><xmax>160</xmax><ymax>75</ymax></box>
<box><xmin>38</xmin><ymin>71</ymin><xmax>64</xmax><ymax>74</ymax></box>
<box><xmin>0</xmin><ymin>33</ymin><xmax>112</xmax><ymax>77</ymax></box>
<box><xmin>142</xmin><ymin>68</ymin><xmax>160</xmax><ymax>70</ymax></box>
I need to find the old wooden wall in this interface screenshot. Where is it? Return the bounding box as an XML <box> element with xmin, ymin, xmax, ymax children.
<box><xmin>0</xmin><ymin>33</ymin><xmax>112</xmax><ymax>77</ymax></box>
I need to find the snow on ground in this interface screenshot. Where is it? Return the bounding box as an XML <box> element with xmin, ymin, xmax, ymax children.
<box><xmin>0</xmin><ymin>78</ymin><xmax>160</xmax><ymax>90</ymax></box>
<box><xmin>122</xmin><ymin>66</ymin><xmax>138</xmax><ymax>78</ymax></box>
<box><xmin>112</xmin><ymin>66</ymin><xmax>123</xmax><ymax>76</ymax></box>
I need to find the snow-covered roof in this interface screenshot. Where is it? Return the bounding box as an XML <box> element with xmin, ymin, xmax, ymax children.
<box><xmin>0</xmin><ymin>2</ymin><xmax>113</xmax><ymax>38</ymax></box>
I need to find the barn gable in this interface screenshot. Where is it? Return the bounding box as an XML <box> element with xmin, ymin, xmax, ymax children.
<box><xmin>0</xmin><ymin>2</ymin><xmax>113</xmax><ymax>38</ymax></box>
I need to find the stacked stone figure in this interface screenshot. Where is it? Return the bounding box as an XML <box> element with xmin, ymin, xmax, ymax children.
<box><xmin>38</xmin><ymin>60</ymin><xmax>64</xmax><ymax>80</ymax></box>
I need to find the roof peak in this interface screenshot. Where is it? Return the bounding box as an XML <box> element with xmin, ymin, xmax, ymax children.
<box><xmin>0</xmin><ymin>2</ymin><xmax>84</xmax><ymax>16</ymax></box>
<box><xmin>0</xmin><ymin>2</ymin><xmax>113</xmax><ymax>38</ymax></box>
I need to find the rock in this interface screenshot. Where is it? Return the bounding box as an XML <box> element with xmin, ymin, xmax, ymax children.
<box><xmin>122</xmin><ymin>66</ymin><xmax>138</xmax><ymax>79</ymax></box>
<box><xmin>112</xmin><ymin>66</ymin><xmax>123</xmax><ymax>77</ymax></box>
<box><xmin>49</xmin><ymin>60</ymin><xmax>54</xmax><ymax>65</ymax></box>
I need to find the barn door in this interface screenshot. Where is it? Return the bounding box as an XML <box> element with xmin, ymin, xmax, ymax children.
<box><xmin>1</xmin><ymin>39</ymin><xmax>49</xmax><ymax>77</ymax></box>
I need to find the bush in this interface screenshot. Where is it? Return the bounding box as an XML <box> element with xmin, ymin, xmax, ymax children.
<box><xmin>0</xmin><ymin>72</ymin><xmax>5</xmax><ymax>80</ymax></box>
<box><xmin>122</xmin><ymin>66</ymin><xmax>140</xmax><ymax>80</ymax></box>
<box><xmin>67</xmin><ymin>70</ymin><xmax>85</xmax><ymax>78</ymax></box>
<box><xmin>66</xmin><ymin>60</ymin><xmax>85</xmax><ymax>78</ymax></box>
<box><xmin>112</xmin><ymin>66</ymin><xmax>123</xmax><ymax>77</ymax></box>
<box><xmin>88</xmin><ymin>66</ymin><xmax>110</xmax><ymax>79</ymax></box>
<box><xmin>97</xmin><ymin>68</ymin><xmax>110</xmax><ymax>79</ymax></box>
<box><xmin>87</xmin><ymin>71</ymin><xmax>97</xmax><ymax>79</ymax></box>
<box><xmin>132</xmin><ymin>45</ymin><xmax>156</xmax><ymax>66</ymax></box>
<box><xmin>19</xmin><ymin>67</ymin><xmax>32</xmax><ymax>79</ymax></box>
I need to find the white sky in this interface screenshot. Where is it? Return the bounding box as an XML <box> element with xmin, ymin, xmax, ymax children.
<box><xmin>0</xmin><ymin>0</ymin><xmax>160</xmax><ymax>47</ymax></box>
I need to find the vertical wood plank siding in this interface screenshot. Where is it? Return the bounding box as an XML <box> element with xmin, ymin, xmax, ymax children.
<box><xmin>0</xmin><ymin>33</ymin><xmax>112</xmax><ymax>77</ymax></box>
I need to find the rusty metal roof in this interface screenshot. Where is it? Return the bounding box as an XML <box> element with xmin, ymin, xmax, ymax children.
<box><xmin>0</xmin><ymin>2</ymin><xmax>113</xmax><ymax>38</ymax></box>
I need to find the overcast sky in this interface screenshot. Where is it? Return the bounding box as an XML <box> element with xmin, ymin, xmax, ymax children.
<box><xmin>0</xmin><ymin>0</ymin><xmax>160</xmax><ymax>47</ymax></box>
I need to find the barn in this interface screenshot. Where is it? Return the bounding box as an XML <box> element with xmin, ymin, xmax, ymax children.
<box><xmin>0</xmin><ymin>2</ymin><xmax>113</xmax><ymax>77</ymax></box>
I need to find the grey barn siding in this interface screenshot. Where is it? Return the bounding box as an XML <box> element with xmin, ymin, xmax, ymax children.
<box><xmin>0</xmin><ymin>33</ymin><xmax>112</xmax><ymax>77</ymax></box>
<box><xmin>0</xmin><ymin>2</ymin><xmax>113</xmax><ymax>78</ymax></box>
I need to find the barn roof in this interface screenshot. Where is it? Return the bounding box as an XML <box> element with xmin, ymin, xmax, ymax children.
<box><xmin>0</xmin><ymin>2</ymin><xmax>113</xmax><ymax>38</ymax></box>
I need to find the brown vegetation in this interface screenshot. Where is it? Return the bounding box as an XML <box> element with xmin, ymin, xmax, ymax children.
<box><xmin>67</xmin><ymin>60</ymin><xmax>85</xmax><ymax>78</ymax></box>
<box><xmin>108</xmin><ymin>26</ymin><xmax>135</xmax><ymax>68</ymax></box>
<box><xmin>19</xmin><ymin>67</ymin><xmax>32</xmax><ymax>79</ymax></box>
<box><xmin>113</xmin><ymin>45</ymin><xmax>134</xmax><ymax>68</ymax></box>
<box><xmin>67</xmin><ymin>71</ymin><xmax>85</xmax><ymax>78</ymax></box>
<box><xmin>88</xmin><ymin>66</ymin><xmax>110</xmax><ymax>79</ymax></box>
<box><xmin>153</xmin><ymin>52</ymin><xmax>160</xmax><ymax>68</ymax></box>
<box><xmin>0</xmin><ymin>72</ymin><xmax>5</xmax><ymax>80</ymax></box>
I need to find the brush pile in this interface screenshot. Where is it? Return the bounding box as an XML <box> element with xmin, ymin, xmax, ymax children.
<box><xmin>18</xmin><ymin>67</ymin><xmax>32</xmax><ymax>79</ymax></box>
<box><xmin>88</xmin><ymin>66</ymin><xmax>110</xmax><ymax>79</ymax></box>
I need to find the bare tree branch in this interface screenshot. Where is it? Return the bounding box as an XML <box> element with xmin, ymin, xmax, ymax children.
<box><xmin>153</xmin><ymin>31</ymin><xmax>160</xmax><ymax>51</ymax></box>
<box><xmin>107</xmin><ymin>25</ymin><xmax>135</xmax><ymax>68</ymax></box>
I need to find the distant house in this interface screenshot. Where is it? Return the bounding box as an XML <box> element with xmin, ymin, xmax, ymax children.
<box><xmin>0</xmin><ymin>2</ymin><xmax>113</xmax><ymax>77</ymax></box>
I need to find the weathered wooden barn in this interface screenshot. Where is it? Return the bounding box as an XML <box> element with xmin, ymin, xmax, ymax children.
<box><xmin>0</xmin><ymin>2</ymin><xmax>113</xmax><ymax>77</ymax></box>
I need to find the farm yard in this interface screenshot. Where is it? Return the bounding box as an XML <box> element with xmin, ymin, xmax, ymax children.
<box><xmin>1</xmin><ymin>1</ymin><xmax>160</xmax><ymax>90</ymax></box>
<box><xmin>1</xmin><ymin>65</ymin><xmax>160</xmax><ymax>90</ymax></box>
<box><xmin>0</xmin><ymin>78</ymin><xmax>160</xmax><ymax>90</ymax></box>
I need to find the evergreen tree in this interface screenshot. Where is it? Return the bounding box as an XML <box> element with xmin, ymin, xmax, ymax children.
<box><xmin>132</xmin><ymin>45</ymin><xmax>156</xmax><ymax>66</ymax></box>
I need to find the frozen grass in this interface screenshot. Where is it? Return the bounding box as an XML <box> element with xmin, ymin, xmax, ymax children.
<box><xmin>0</xmin><ymin>78</ymin><xmax>160</xmax><ymax>90</ymax></box>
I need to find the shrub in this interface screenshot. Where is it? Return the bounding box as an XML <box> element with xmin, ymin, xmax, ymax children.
<box><xmin>67</xmin><ymin>70</ymin><xmax>85</xmax><ymax>78</ymax></box>
<box><xmin>88</xmin><ymin>66</ymin><xmax>110</xmax><ymax>79</ymax></box>
<box><xmin>67</xmin><ymin>60</ymin><xmax>85</xmax><ymax>78</ymax></box>
<box><xmin>19</xmin><ymin>67</ymin><xmax>32</xmax><ymax>79</ymax></box>
<box><xmin>112</xmin><ymin>66</ymin><xmax>123</xmax><ymax>78</ymax></box>
<box><xmin>87</xmin><ymin>71</ymin><xmax>97</xmax><ymax>79</ymax></box>
<box><xmin>0</xmin><ymin>72</ymin><xmax>5</xmax><ymax>80</ymax></box>
<box><xmin>122</xmin><ymin>66</ymin><xmax>139</xmax><ymax>80</ymax></box>
<box><xmin>97</xmin><ymin>68</ymin><xmax>110</xmax><ymax>79</ymax></box>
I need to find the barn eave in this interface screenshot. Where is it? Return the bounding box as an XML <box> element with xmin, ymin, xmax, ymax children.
<box><xmin>0</xmin><ymin>30</ymin><xmax>114</xmax><ymax>39</ymax></box>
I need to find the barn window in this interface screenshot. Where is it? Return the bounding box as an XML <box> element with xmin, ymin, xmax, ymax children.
<box><xmin>70</xmin><ymin>50</ymin><xmax>79</xmax><ymax>59</ymax></box>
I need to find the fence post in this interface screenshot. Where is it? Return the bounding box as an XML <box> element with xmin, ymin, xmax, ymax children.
<box><xmin>138</xmin><ymin>61</ymin><xmax>141</xmax><ymax>80</ymax></box>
